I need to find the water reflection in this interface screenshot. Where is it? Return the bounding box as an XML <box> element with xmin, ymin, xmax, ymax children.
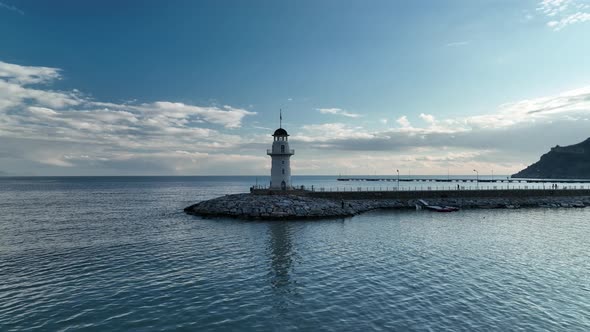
<box><xmin>266</xmin><ymin>222</ymin><xmax>297</xmax><ymax>296</ymax></box>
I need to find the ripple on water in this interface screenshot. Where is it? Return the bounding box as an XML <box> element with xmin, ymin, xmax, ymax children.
<box><xmin>1</xmin><ymin>178</ymin><xmax>590</xmax><ymax>331</ymax></box>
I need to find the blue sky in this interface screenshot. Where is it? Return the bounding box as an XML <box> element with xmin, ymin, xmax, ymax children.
<box><xmin>1</xmin><ymin>0</ymin><xmax>590</xmax><ymax>175</ymax></box>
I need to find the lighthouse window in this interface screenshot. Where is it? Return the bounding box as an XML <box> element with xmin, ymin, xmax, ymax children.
<box><xmin>282</xmin><ymin>169</ymin><xmax>285</xmax><ymax>174</ymax></box>
<box><xmin>282</xmin><ymin>161</ymin><xmax>285</xmax><ymax>164</ymax></box>
<box><xmin>281</xmin><ymin>145</ymin><xmax>285</xmax><ymax>153</ymax></box>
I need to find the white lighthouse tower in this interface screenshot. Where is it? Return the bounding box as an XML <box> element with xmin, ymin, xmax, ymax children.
<box><xmin>267</xmin><ymin>113</ymin><xmax>294</xmax><ymax>190</ymax></box>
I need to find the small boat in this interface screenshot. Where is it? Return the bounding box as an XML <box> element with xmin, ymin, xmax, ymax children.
<box><xmin>424</xmin><ymin>205</ymin><xmax>460</xmax><ymax>212</ymax></box>
<box><xmin>418</xmin><ymin>199</ymin><xmax>430</xmax><ymax>206</ymax></box>
<box><xmin>416</xmin><ymin>199</ymin><xmax>459</xmax><ymax>212</ymax></box>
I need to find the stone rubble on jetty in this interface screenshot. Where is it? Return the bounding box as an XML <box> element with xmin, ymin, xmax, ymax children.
<box><xmin>184</xmin><ymin>193</ymin><xmax>590</xmax><ymax>220</ymax></box>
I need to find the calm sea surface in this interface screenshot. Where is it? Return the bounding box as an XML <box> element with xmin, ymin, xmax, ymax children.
<box><xmin>1</xmin><ymin>176</ymin><xmax>589</xmax><ymax>331</ymax></box>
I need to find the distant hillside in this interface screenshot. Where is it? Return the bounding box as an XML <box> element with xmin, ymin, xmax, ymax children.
<box><xmin>513</xmin><ymin>138</ymin><xmax>590</xmax><ymax>179</ymax></box>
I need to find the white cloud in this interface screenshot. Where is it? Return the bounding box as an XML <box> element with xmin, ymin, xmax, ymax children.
<box><xmin>2</xmin><ymin>59</ymin><xmax>590</xmax><ymax>175</ymax></box>
<box><xmin>28</xmin><ymin>106</ymin><xmax>58</xmax><ymax>116</ymax></box>
<box><xmin>39</xmin><ymin>156</ymin><xmax>75</xmax><ymax>167</ymax></box>
<box><xmin>546</xmin><ymin>12</ymin><xmax>590</xmax><ymax>29</ymax></box>
<box><xmin>298</xmin><ymin>123</ymin><xmax>374</xmax><ymax>143</ymax></box>
<box><xmin>419</xmin><ymin>113</ymin><xmax>436</xmax><ymax>125</ymax></box>
<box><xmin>0</xmin><ymin>59</ymin><xmax>260</xmax><ymax>174</ymax></box>
<box><xmin>537</xmin><ymin>0</ymin><xmax>574</xmax><ymax>16</ymax></box>
<box><xmin>0</xmin><ymin>68</ymin><xmax>82</xmax><ymax>112</ymax></box>
<box><xmin>292</xmin><ymin>86</ymin><xmax>590</xmax><ymax>174</ymax></box>
<box><xmin>538</xmin><ymin>0</ymin><xmax>571</xmax><ymax>17</ymax></box>
<box><xmin>140</xmin><ymin>102</ymin><xmax>256</xmax><ymax>129</ymax></box>
<box><xmin>0</xmin><ymin>1</ymin><xmax>23</xmax><ymax>15</ymax></box>
<box><xmin>396</xmin><ymin>116</ymin><xmax>411</xmax><ymax>128</ymax></box>
<box><xmin>536</xmin><ymin>0</ymin><xmax>590</xmax><ymax>30</ymax></box>
<box><xmin>445</xmin><ymin>41</ymin><xmax>470</xmax><ymax>47</ymax></box>
<box><xmin>0</xmin><ymin>60</ymin><xmax>59</xmax><ymax>84</ymax></box>
<box><xmin>317</xmin><ymin>107</ymin><xmax>361</xmax><ymax>118</ymax></box>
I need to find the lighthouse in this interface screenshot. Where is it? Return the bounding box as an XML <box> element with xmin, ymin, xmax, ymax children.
<box><xmin>267</xmin><ymin>117</ymin><xmax>294</xmax><ymax>190</ymax></box>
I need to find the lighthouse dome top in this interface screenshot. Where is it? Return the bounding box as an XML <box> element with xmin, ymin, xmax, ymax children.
<box><xmin>272</xmin><ymin>128</ymin><xmax>289</xmax><ymax>137</ymax></box>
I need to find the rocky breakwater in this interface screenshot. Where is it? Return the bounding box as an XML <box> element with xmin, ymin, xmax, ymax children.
<box><xmin>184</xmin><ymin>193</ymin><xmax>590</xmax><ymax>220</ymax></box>
<box><xmin>184</xmin><ymin>193</ymin><xmax>408</xmax><ymax>220</ymax></box>
<box><xmin>417</xmin><ymin>196</ymin><xmax>590</xmax><ymax>209</ymax></box>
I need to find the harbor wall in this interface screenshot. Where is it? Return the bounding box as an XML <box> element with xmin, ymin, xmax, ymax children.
<box><xmin>187</xmin><ymin>190</ymin><xmax>590</xmax><ymax>220</ymax></box>
<box><xmin>303</xmin><ymin>189</ymin><xmax>590</xmax><ymax>200</ymax></box>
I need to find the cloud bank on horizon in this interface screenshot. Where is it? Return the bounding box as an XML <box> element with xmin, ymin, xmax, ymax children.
<box><xmin>1</xmin><ymin>58</ymin><xmax>589</xmax><ymax>176</ymax></box>
<box><xmin>0</xmin><ymin>60</ymin><xmax>263</xmax><ymax>174</ymax></box>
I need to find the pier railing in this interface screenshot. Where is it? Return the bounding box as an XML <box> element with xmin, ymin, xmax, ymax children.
<box><xmin>250</xmin><ymin>184</ymin><xmax>590</xmax><ymax>200</ymax></box>
<box><xmin>336</xmin><ymin>177</ymin><xmax>590</xmax><ymax>184</ymax></box>
<box><xmin>250</xmin><ymin>184</ymin><xmax>587</xmax><ymax>192</ymax></box>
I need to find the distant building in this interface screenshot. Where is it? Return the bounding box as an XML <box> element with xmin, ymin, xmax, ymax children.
<box><xmin>267</xmin><ymin>127</ymin><xmax>294</xmax><ymax>190</ymax></box>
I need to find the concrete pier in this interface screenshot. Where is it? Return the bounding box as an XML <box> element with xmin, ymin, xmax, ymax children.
<box><xmin>303</xmin><ymin>188</ymin><xmax>590</xmax><ymax>200</ymax></box>
<box><xmin>336</xmin><ymin>177</ymin><xmax>590</xmax><ymax>183</ymax></box>
<box><xmin>184</xmin><ymin>188</ymin><xmax>590</xmax><ymax>220</ymax></box>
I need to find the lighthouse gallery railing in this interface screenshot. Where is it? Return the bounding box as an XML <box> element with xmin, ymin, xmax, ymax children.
<box><xmin>267</xmin><ymin>149</ymin><xmax>295</xmax><ymax>155</ymax></box>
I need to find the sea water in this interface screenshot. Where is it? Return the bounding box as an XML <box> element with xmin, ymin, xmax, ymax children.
<box><xmin>0</xmin><ymin>176</ymin><xmax>589</xmax><ymax>331</ymax></box>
